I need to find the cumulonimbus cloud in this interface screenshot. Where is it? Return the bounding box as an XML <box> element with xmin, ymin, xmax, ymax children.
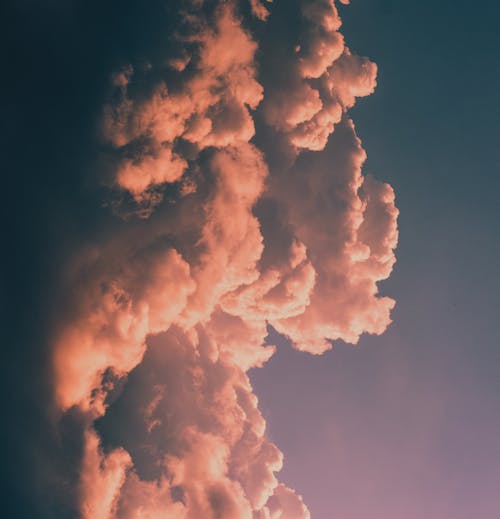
<box><xmin>51</xmin><ymin>1</ymin><xmax>398</xmax><ymax>517</ymax></box>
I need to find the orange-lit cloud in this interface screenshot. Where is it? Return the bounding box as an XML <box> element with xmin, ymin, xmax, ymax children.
<box><xmin>249</xmin><ymin>0</ymin><xmax>272</xmax><ymax>21</ymax></box>
<box><xmin>102</xmin><ymin>3</ymin><xmax>263</xmax><ymax>210</ymax></box>
<box><xmin>52</xmin><ymin>0</ymin><xmax>398</xmax><ymax>517</ymax></box>
<box><xmin>269</xmin><ymin>120</ymin><xmax>398</xmax><ymax>354</ymax></box>
<box><xmin>262</xmin><ymin>0</ymin><xmax>377</xmax><ymax>152</ymax></box>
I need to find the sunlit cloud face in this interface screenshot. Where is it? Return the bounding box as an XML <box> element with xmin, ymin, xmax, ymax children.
<box><xmin>51</xmin><ymin>1</ymin><xmax>398</xmax><ymax>517</ymax></box>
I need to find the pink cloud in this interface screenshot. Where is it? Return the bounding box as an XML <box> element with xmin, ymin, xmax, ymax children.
<box><xmin>118</xmin><ymin>472</ymin><xmax>187</xmax><ymax>519</ymax></box>
<box><xmin>262</xmin><ymin>0</ymin><xmax>378</xmax><ymax>153</ymax></box>
<box><xmin>51</xmin><ymin>1</ymin><xmax>398</xmax><ymax>517</ymax></box>
<box><xmin>53</xmin><ymin>248</ymin><xmax>195</xmax><ymax>412</ymax></box>
<box><xmin>325</xmin><ymin>49</ymin><xmax>378</xmax><ymax>109</ymax></box>
<box><xmin>102</xmin><ymin>3</ymin><xmax>263</xmax><ymax>210</ymax></box>
<box><xmin>270</xmin><ymin>119</ymin><xmax>398</xmax><ymax>353</ymax></box>
<box><xmin>79</xmin><ymin>429</ymin><xmax>131</xmax><ymax>519</ymax></box>
<box><xmin>260</xmin><ymin>484</ymin><xmax>311</xmax><ymax>519</ymax></box>
<box><xmin>249</xmin><ymin>0</ymin><xmax>272</xmax><ymax>21</ymax></box>
<box><xmin>180</xmin><ymin>143</ymin><xmax>268</xmax><ymax>327</ymax></box>
<box><xmin>74</xmin><ymin>326</ymin><xmax>304</xmax><ymax>517</ymax></box>
<box><xmin>116</xmin><ymin>146</ymin><xmax>187</xmax><ymax>199</ymax></box>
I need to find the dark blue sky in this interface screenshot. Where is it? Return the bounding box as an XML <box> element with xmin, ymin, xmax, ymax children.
<box><xmin>252</xmin><ymin>1</ymin><xmax>500</xmax><ymax>517</ymax></box>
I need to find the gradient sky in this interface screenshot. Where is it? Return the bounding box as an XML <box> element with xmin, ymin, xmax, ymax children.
<box><xmin>3</xmin><ymin>1</ymin><xmax>500</xmax><ymax>518</ymax></box>
<box><xmin>252</xmin><ymin>1</ymin><xmax>500</xmax><ymax>518</ymax></box>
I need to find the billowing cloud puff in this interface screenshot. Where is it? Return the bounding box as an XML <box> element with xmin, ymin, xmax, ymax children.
<box><xmin>51</xmin><ymin>0</ymin><xmax>398</xmax><ymax>517</ymax></box>
<box><xmin>258</xmin><ymin>484</ymin><xmax>311</xmax><ymax>519</ymax></box>
<box><xmin>79</xmin><ymin>430</ymin><xmax>132</xmax><ymax>519</ymax></box>
<box><xmin>249</xmin><ymin>0</ymin><xmax>272</xmax><ymax>21</ymax></box>
<box><xmin>116</xmin><ymin>145</ymin><xmax>187</xmax><ymax>200</ymax></box>
<box><xmin>53</xmin><ymin>247</ymin><xmax>196</xmax><ymax>412</ymax></box>
<box><xmin>299</xmin><ymin>0</ymin><xmax>344</xmax><ymax>79</ymax></box>
<box><xmin>102</xmin><ymin>3</ymin><xmax>263</xmax><ymax>209</ymax></box>
<box><xmin>78</xmin><ymin>327</ymin><xmax>297</xmax><ymax>518</ymax></box>
<box><xmin>181</xmin><ymin>143</ymin><xmax>268</xmax><ymax>327</ymax></box>
<box><xmin>262</xmin><ymin>0</ymin><xmax>377</xmax><ymax>152</ymax></box>
<box><xmin>269</xmin><ymin>119</ymin><xmax>398</xmax><ymax>353</ymax></box>
<box><xmin>325</xmin><ymin>49</ymin><xmax>378</xmax><ymax>109</ymax></box>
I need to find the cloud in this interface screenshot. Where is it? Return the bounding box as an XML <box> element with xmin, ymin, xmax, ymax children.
<box><xmin>84</xmin><ymin>327</ymin><xmax>290</xmax><ymax>518</ymax></box>
<box><xmin>115</xmin><ymin>146</ymin><xmax>187</xmax><ymax>200</ymax></box>
<box><xmin>49</xmin><ymin>0</ymin><xmax>399</xmax><ymax>517</ymax></box>
<box><xmin>53</xmin><ymin>247</ymin><xmax>195</xmax><ymax>413</ymax></box>
<box><xmin>261</xmin><ymin>0</ymin><xmax>377</xmax><ymax>152</ymax></box>
<box><xmin>249</xmin><ymin>0</ymin><xmax>272</xmax><ymax>21</ymax></box>
<box><xmin>102</xmin><ymin>2</ymin><xmax>263</xmax><ymax>210</ymax></box>
<box><xmin>259</xmin><ymin>484</ymin><xmax>311</xmax><ymax>519</ymax></box>
<box><xmin>268</xmin><ymin>119</ymin><xmax>398</xmax><ymax>353</ymax></box>
<box><xmin>79</xmin><ymin>429</ymin><xmax>132</xmax><ymax>519</ymax></box>
<box><xmin>180</xmin><ymin>143</ymin><xmax>268</xmax><ymax>327</ymax></box>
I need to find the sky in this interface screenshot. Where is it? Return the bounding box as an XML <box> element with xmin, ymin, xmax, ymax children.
<box><xmin>2</xmin><ymin>1</ymin><xmax>500</xmax><ymax>518</ymax></box>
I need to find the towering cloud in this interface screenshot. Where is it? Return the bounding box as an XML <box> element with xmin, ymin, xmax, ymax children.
<box><xmin>50</xmin><ymin>0</ymin><xmax>398</xmax><ymax>517</ymax></box>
